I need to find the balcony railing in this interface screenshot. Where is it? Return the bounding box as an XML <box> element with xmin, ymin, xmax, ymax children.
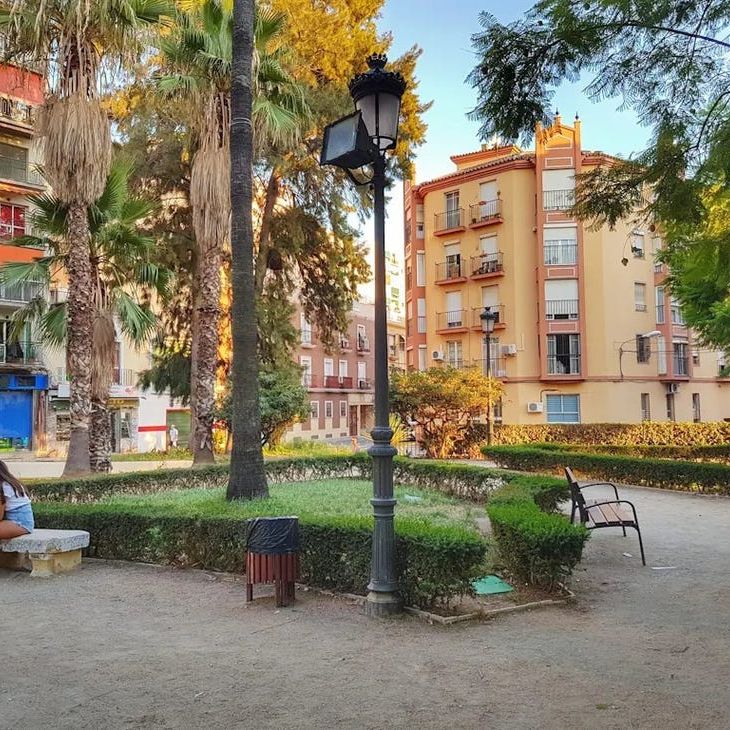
<box><xmin>0</xmin><ymin>156</ymin><xmax>43</xmax><ymax>187</ymax></box>
<box><xmin>444</xmin><ymin>358</ymin><xmax>466</xmax><ymax>369</ymax></box>
<box><xmin>0</xmin><ymin>340</ymin><xmax>39</xmax><ymax>365</ymax></box>
<box><xmin>468</xmin><ymin>199</ymin><xmax>502</xmax><ymax>225</ymax></box>
<box><xmin>545</xmin><ymin>299</ymin><xmax>579</xmax><ymax>320</ymax></box>
<box><xmin>357</xmin><ymin>335</ymin><xmax>370</xmax><ymax>352</ymax></box>
<box><xmin>471</xmin><ymin>305</ymin><xmax>504</xmax><ymax>328</ymax></box>
<box><xmin>543</xmin><ymin>240</ymin><xmax>578</xmax><ymax>265</ymax></box>
<box><xmin>436</xmin><ymin>309</ymin><xmax>468</xmax><ymax>330</ymax></box>
<box><xmin>671</xmin><ymin>306</ymin><xmax>685</xmax><ymax>325</ymax></box>
<box><xmin>472</xmin><ymin>357</ymin><xmax>508</xmax><ymax>378</ymax></box>
<box><xmin>0</xmin><ymin>97</ymin><xmax>34</xmax><ymax>127</ymax></box>
<box><xmin>435</xmin><ymin>259</ymin><xmax>464</xmax><ymax>281</ymax></box>
<box><xmin>357</xmin><ymin>378</ymin><xmax>372</xmax><ymax>390</ymax></box>
<box><xmin>673</xmin><ymin>354</ymin><xmax>689</xmax><ymax>376</ymax></box>
<box><xmin>434</xmin><ymin>208</ymin><xmax>464</xmax><ymax>232</ymax></box>
<box><xmin>471</xmin><ymin>251</ymin><xmax>504</xmax><ymax>276</ymax></box>
<box><xmin>112</xmin><ymin>368</ymin><xmax>137</xmax><ymax>387</ymax></box>
<box><xmin>300</xmin><ymin>329</ymin><xmax>313</xmax><ymax>345</ymax></box>
<box><xmin>324</xmin><ymin>375</ymin><xmax>353</xmax><ymax>389</ymax></box>
<box><xmin>547</xmin><ymin>354</ymin><xmax>581</xmax><ymax>375</ymax></box>
<box><xmin>301</xmin><ymin>373</ymin><xmax>317</xmax><ymax>387</ymax></box>
<box><xmin>0</xmin><ymin>280</ymin><xmax>44</xmax><ymax>303</ymax></box>
<box><xmin>543</xmin><ymin>189</ymin><xmax>575</xmax><ymax>211</ymax></box>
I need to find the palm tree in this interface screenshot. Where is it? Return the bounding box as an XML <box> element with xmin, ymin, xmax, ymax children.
<box><xmin>157</xmin><ymin>0</ymin><xmax>307</xmax><ymax>467</ymax></box>
<box><xmin>0</xmin><ymin>159</ymin><xmax>171</xmax><ymax>471</ymax></box>
<box><xmin>1</xmin><ymin>0</ymin><xmax>170</xmax><ymax>476</ymax></box>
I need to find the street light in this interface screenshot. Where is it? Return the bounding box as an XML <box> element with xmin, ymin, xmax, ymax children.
<box><xmin>619</xmin><ymin>330</ymin><xmax>662</xmax><ymax>379</ymax></box>
<box><xmin>320</xmin><ymin>54</ymin><xmax>406</xmax><ymax>617</ymax></box>
<box><xmin>480</xmin><ymin>307</ymin><xmax>499</xmax><ymax>444</ymax></box>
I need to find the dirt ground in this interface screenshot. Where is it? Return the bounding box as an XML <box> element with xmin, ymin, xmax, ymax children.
<box><xmin>2</xmin><ymin>485</ymin><xmax>730</xmax><ymax>729</ymax></box>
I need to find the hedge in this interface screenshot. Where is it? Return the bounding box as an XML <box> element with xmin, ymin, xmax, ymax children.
<box><xmin>32</xmin><ymin>501</ymin><xmax>486</xmax><ymax>609</ymax></box>
<box><xmin>493</xmin><ymin>421</ymin><xmax>730</xmax><ymax>447</ymax></box>
<box><xmin>483</xmin><ymin>445</ymin><xmax>730</xmax><ymax>494</ymax></box>
<box><xmin>486</xmin><ymin>474</ymin><xmax>589</xmax><ymax>589</ymax></box>
<box><xmin>528</xmin><ymin>441</ymin><xmax>730</xmax><ymax>463</ymax></box>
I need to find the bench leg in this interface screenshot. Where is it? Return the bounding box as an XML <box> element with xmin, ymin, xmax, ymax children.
<box><xmin>29</xmin><ymin>549</ymin><xmax>82</xmax><ymax>577</ymax></box>
<box><xmin>0</xmin><ymin>551</ymin><xmax>32</xmax><ymax>572</ymax></box>
<box><xmin>633</xmin><ymin>526</ymin><xmax>646</xmax><ymax>566</ymax></box>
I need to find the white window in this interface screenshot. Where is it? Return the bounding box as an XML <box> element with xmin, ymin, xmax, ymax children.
<box><xmin>632</xmin><ymin>232</ymin><xmax>645</xmax><ymax>258</ymax></box>
<box><xmin>545</xmin><ymin>279</ymin><xmax>579</xmax><ymax>319</ymax></box>
<box><xmin>324</xmin><ymin>358</ymin><xmax>334</xmax><ymax>377</ymax></box>
<box><xmin>641</xmin><ymin>393</ymin><xmax>651</xmax><ymax>421</ymax></box>
<box><xmin>479</xmin><ymin>234</ymin><xmax>498</xmax><ymax>255</ymax></box>
<box><xmin>542</xmin><ymin>169</ymin><xmax>575</xmax><ymax>210</ymax></box>
<box><xmin>477</xmin><ymin>181</ymin><xmax>499</xmax><ymax>220</ymax></box>
<box><xmin>324</xmin><ymin>401</ymin><xmax>333</xmax><ymax>419</ymax></box>
<box><xmin>340</xmin><ymin>400</ymin><xmax>347</xmax><ymax>418</ymax></box>
<box><xmin>443</xmin><ymin>242</ymin><xmax>461</xmax><ymax>278</ymax></box>
<box><xmin>416</xmin><ymin>204</ymin><xmax>424</xmax><ymax>239</ymax></box>
<box><xmin>482</xmin><ymin>336</ymin><xmax>500</xmax><ymax>376</ymax></box>
<box><xmin>418</xmin><ymin>345</ymin><xmax>427</xmax><ymax>371</ymax></box>
<box><xmin>634</xmin><ymin>282</ymin><xmax>647</xmax><ymax>311</ymax></box>
<box><xmin>416</xmin><ymin>251</ymin><xmax>426</xmax><ymax>287</ymax></box>
<box><xmin>544</xmin><ymin>225</ymin><xmax>577</xmax><ymax>265</ymax></box>
<box><xmin>300</xmin><ymin>356</ymin><xmax>312</xmax><ymax>386</ymax></box>
<box><xmin>656</xmin><ymin>285</ymin><xmax>665</xmax><ymax>324</ymax></box>
<box><xmin>310</xmin><ymin>401</ymin><xmax>319</xmax><ymax>420</ymax></box>
<box><xmin>417</xmin><ymin>298</ymin><xmax>426</xmax><ymax>333</ymax></box>
<box><xmin>671</xmin><ymin>297</ymin><xmax>685</xmax><ymax>325</ymax></box>
<box><xmin>445</xmin><ymin>291</ymin><xmax>463</xmax><ymax>327</ymax></box>
<box><xmin>300</xmin><ymin>313</ymin><xmax>312</xmax><ymax>345</ymax></box>
<box><xmin>338</xmin><ymin>359</ymin><xmax>348</xmax><ymax>378</ymax></box>
<box><xmin>547</xmin><ymin>334</ymin><xmax>581</xmax><ymax>375</ymax></box>
<box><xmin>482</xmin><ymin>285</ymin><xmax>499</xmax><ymax>308</ymax></box>
<box><xmin>546</xmin><ymin>394</ymin><xmax>580</xmax><ymax>423</ymax></box>
<box><xmin>446</xmin><ymin>340</ymin><xmax>463</xmax><ymax>368</ymax></box>
<box><xmin>657</xmin><ymin>335</ymin><xmax>667</xmax><ymax>375</ymax></box>
<box><xmin>357</xmin><ymin>361</ymin><xmax>366</xmax><ymax>385</ymax></box>
<box><xmin>444</xmin><ymin>191</ymin><xmax>460</xmax><ymax>229</ymax></box>
<box><xmin>480</xmin><ymin>180</ymin><xmax>498</xmax><ymax>203</ymax></box>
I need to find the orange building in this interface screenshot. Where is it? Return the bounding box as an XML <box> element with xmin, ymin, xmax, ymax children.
<box><xmin>403</xmin><ymin>115</ymin><xmax>730</xmax><ymax>424</ymax></box>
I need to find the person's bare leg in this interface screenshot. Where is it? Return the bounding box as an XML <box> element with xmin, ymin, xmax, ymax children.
<box><xmin>0</xmin><ymin>520</ymin><xmax>29</xmax><ymax>539</ymax></box>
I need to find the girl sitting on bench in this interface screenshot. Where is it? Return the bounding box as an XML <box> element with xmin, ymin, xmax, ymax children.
<box><xmin>0</xmin><ymin>460</ymin><xmax>34</xmax><ymax>539</ymax></box>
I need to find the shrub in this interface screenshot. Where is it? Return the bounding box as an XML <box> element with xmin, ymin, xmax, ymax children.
<box><xmin>33</xmin><ymin>501</ymin><xmax>486</xmax><ymax>609</ymax></box>
<box><xmin>484</xmin><ymin>445</ymin><xmax>730</xmax><ymax>494</ymax></box>
<box><xmin>493</xmin><ymin>421</ymin><xmax>730</xmax><ymax>447</ymax></box>
<box><xmin>529</xmin><ymin>442</ymin><xmax>730</xmax><ymax>463</ymax></box>
<box><xmin>486</xmin><ymin>474</ymin><xmax>588</xmax><ymax>589</ymax></box>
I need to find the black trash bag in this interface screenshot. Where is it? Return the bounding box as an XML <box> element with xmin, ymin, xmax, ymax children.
<box><xmin>246</xmin><ymin>517</ymin><xmax>299</xmax><ymax>555</ymax></box>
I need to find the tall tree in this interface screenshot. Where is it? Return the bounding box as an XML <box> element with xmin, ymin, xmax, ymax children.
<box><xmin>0</xmin><ymin>159</ymin><xmax>170</xmax><ymax>471</ymax></box>
<box><xmin>1</xmin><ymin>0</ymin><xmax>169</xmax><ymax>475</ymax></box>
<box><xmin>228</xmin><ymin>0</ymin><xmax>267</xmax><ymax>499</ymax></box>
<box><xmin>468</xmin><ymin>0</ymin><xmax>730</xmax><ymax>349</ymax></box>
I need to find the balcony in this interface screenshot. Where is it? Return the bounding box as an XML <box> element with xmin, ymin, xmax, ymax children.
<box><xmin>543</xmin><ymin>189</ymin><xmax>575</xmax><ymax>211</ymax></box>
<box><xmin>434</xmin><ymin>208</ymin><xmax>465</xmax><ymax>235</ymax></box>
<box><xmin>436</xmin><ymin>309</ymin><xmax>468</xmax><ymax>332</ymax></box>
<box><xmin>671</xmin><ymin>306</ymin><xmax>685</xmax><ymax>326</ymax></box>
<box><xmin>471</xmin><ymin>305</ymin><xmax>505</xmax><ymax>329</ymax></box>
<box><xmin>470</xmin><ymin>252</ymin><xmax>504</xmax><ymax>279</ymax></box>
<box><xmin>547</xmin><ymin>354</ymin><xmax>581</xmax><ymax>376</ymax></box>
<box><xmin>0</xmin><ymin>97</ymin><xmax>34</xmax><ymax>130</ymax></box>
<box><xmin>0</xmin><ymin>280</ymin><xmax>44</xmax><ymax>304</ymax></box>
<box><xmin>300</xmin><ymin>329</ymin><xmax>313</xmax><ymax>347</ymax></box>
<box><xmin>468</xmin><ymin>199</ymin><xmax>502</xmax><ymax>228</ymax></box>
<box><xmin>443</xmin><ymin>358</ymin><xmax>466</xmax><ymax>370</ymax></box>
<box><xmin>357</xmin><ymin>335</ymin><xmax>370</xmax><ymax>353</ymax></box>
<box><xmin>545</xmin><ymin>299</ymin><xmax>579</xmax><ymax>320</ymax></box>
<box><xmin>301</xmin><ymin>373</ymin><xmax>317</xmax><ymax>388</ymax></box>
<box><xmin>339</xmin><ymin>336</ymin><xmax>351</xmax><ymax>351</ymax></box>
<box><xmin>472</xmin><ymin>357</ymin><xmax>508</xmax><ymax>378</ymax></box>
<box><xmin>324</xmin><ymin>375</ymin><xmax>353</xmax><ymax>389</ymax></box>
<box><xmin>435</xmin><ymin>259</ymin><xmax>466</xmax><ymax>284</ymax></box>
<box><xmin>0</xmin><ymin>340</ymin><xmax>39</xmax><ymax>365</ymax></box>
<box><xmin>357</xmin><ymin>378</ymin><xmax>372</xmax><ymax>390</ymax></box>
<box><xmin>544</xmin><ymin>240</ymin><xmax>578</xmax><ymax>266</ymax></box>
<box><xmin>112</xmin><ymin>368</ymin><xmax>138</xmax><ymax>387</ymax></box>
<box><xmin>0</xmin><ymin>155</ymin><xmax>43</xmax><ymax>188</ymax></box>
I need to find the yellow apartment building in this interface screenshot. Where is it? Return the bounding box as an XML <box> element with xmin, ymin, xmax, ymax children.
<box><xmin>403</xmin><ymin>115</ymin><xmax>730</xmax><ymax>424</ymax></box>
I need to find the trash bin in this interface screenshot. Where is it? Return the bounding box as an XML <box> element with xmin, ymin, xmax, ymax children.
<box><xmin>245</xmin><ymin>516</ymin><xmax>300</xmax><ymax>607</ymax></box>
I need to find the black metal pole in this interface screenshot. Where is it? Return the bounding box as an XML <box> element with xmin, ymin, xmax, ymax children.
<box><xmin>365</xmin><ymin>154</ymin><xmax>401</xmax><ymax>616</ymax></box>
<box><xmin>485</xmin><ymin>331</ymin><xmax>493</xmax><ymax>445</ymax></box>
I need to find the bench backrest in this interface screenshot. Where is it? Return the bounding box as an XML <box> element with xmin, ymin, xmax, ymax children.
<box><xmin>564</xmin><ymin>467</ymin><xmax>588</xmax><ymax>521</ymax></box>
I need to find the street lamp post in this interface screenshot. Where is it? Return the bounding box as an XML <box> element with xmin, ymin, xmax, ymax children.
<box><xmin>619</xmin><ymin>330</ymin><xmax>662</xmax><ymax>379</ymax></box>
<box><xmin>480</xmin><ymin>307</ymin><xmax>498</xmax><ymax>445</ymax></box>
<box><xmin>320</xmin><ymin>54</ymin><xmax>406</xmax><ymax>616</ymax></box>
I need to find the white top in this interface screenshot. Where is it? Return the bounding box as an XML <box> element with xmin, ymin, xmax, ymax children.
<box><xmin>2</xmin><ymin>481</ymin><xmax>31</xmax><ymax>512</ymax></box>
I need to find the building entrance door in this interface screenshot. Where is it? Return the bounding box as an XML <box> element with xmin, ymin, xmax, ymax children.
<box><xmin>349</xmin><ymin>406</ymin><xmax>358</xmax><ymax>437</ymax></box>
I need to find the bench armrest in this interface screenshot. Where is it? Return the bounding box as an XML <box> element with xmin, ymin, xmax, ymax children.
<box><xmin>587</xmin><ymin>499</ymin><xmax>640</xmax><ymax>523</ymax></box>
<box><xmin>578</xmin><ymin>481</ymin><xmax>620</xmax><ymax>500</ymax></box>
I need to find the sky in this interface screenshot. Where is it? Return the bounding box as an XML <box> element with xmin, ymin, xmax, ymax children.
<box><xmin>371</xmin><ymin>0</ymin><xmax>653</xmax><ymax>255</ymax></box>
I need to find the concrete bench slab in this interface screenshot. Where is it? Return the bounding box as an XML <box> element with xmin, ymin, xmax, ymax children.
<box><xmin>0</xmin><ymin>529</ymin><xmax>90</xmax><ymax>577</ymax></box>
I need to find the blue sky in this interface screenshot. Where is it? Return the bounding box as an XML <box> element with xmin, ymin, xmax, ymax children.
<box><xmin>372</xmin><ymin>0</ymin><xmax>652</xmax><ymax>254</ymax></box>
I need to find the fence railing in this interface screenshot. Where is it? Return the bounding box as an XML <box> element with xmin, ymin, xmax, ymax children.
<box><xmin>0</xmin><ymin>341</ymin><xmax>40</xmax><ymax>365</ymax></box>
<box><xmin>468</xmin><ymin>199</ymin><xmax>502</xmax><ymax>224</ymax></box>
<box><xmin>434</xmin><ymin>208</ymin><xmax>464</xmax><ymax>232</ymax></box>
<box><xmin>436</xmin><ymin>309</ymin><xmax>468</xmax><ymax>330</ymax></box>
<box><xmin>0</xmin><ymin>97</ymin><xmax>34</xmax><ymax>126</ymax></box>
<box><xmin>471</xmin><ymin>251</ymin><xmax>504</xmax><ymax>276</ymax></box>
<box><xmin>357</xmin><ymin>378</ymin><xmax>372</xmax><ymax>390</ymax></box>
<box><xmin>543</xmin><ymin>189</ymin><xmax>575</xmax><ymax>211</ymax></box>
<box><xmin>545</xmin><ymin>299</ymin><xmax>579</xmax><ymax>319</ymax></box>
<box><xmin>0</xmin><ymin>280</ymin><xmax>44</xmax><ymax>303</ymax></box>
<box><xmin>543</xmin><ymin>240</ymin><xmax>578</xmax><ymax>265</ymax></box>
<box><xmin>324</xmin><ymin>375</ymin><xmax>353</xmax><ymax>389</ymax></box>
<box><xmin>0</xmin><ymin>156</ymin><xmax>43</xmax><ymax>187</ymax></box>
<box><xmin>435</xmin><ymin>259</ymin><xmax>463</xmax><ymax>281</ymax></box>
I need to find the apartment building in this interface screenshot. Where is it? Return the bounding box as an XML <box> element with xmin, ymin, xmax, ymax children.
<box><xmin>286</xmin><ymin>300</ymin><xmax>375</xmax><ymax>441</ymax></box>
<box><xmin>0</xmin><ymin>57</ymin><xmax>48</xmax><ymax>449</ymax></box>
<box><xmin>403</xmin><ymin>115</ymin><xmax>730</xmax><ymax>424</ymax></box>
<box><xmin>386</xmin><ymin>248</ymin><xmax>406</xmax><ymax>371</ymax></box>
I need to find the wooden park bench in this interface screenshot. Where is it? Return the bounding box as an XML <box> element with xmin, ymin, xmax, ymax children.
<box><xmin>565</xmin><ymin>467</ymin><xmax>646</xmax><ymax>565</ymax></box>
<box><xmin>0</xmin><ymin>529</ymin><xmax>90</xmax><ymax>577</ymax></box>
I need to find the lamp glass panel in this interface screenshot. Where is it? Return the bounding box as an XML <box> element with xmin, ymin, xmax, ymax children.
<box><xmin>376</xmin><ymin>93</ymin><xmax>401</xmax><ymax>148</ymax></box>
<box><xmin>323</xmin><ymin>115</ymin><xmax>359</xmax><ymax>163</ymax></box>
<box><xmin>355</xmin><ymin>95</ymin><xmax>377</xmax><ymax>141</ymax></box>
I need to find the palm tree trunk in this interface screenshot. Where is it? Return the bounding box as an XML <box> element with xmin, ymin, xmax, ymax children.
<box><xmin>89</xmin><ymin>397</ymin><xmax>112</xmax><ymax>472</ymax></box>
<box><xmin>62</xmin><ymin>203</ymin><xmax>94</xmax><ymax>477</ymax></box>
<box><xmin>227</xmin><ymin>0</ymin><xmax>268</xmax><ymax>500</ymax></box>
<box><xmin>191</xmin><ymin>246</ymin><xmax>221</xmax><ymax>465</ymax></box>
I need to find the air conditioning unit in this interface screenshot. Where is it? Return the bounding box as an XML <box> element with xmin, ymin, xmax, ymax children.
<box><xmin>501</xmin><ymin>344</ymin><xmax>518</xmax><ymax>356</ymax></box>
<box><xmin>666</xmin><ymin>383</ymin><xmax>679</xmax><ymax>394</ymax></box>
<box><xmin>432</xmin><ymin>350</ymin><xmax>444</xmax><ymax>361</ymax></box>
<box><xmin>527</xmin><ymin>402</ymin><xmax>543</xmax><ymax>414</ymax></box>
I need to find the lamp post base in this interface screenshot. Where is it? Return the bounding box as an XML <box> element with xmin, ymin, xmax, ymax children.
<box><xmin>365</xmin><ymin>590</ymin><xmax>403</xmax><ymax>617</ymax></box>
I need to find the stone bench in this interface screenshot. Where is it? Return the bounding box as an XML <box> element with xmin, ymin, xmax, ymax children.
<box><xmin>0</xmin><ymin>529</ymin><xmax>90</xmax><ymax>577</ymax></box>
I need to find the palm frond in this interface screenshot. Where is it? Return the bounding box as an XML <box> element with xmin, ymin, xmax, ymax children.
<box><xmin>113</xmin><ymin>291</ymin><xmax>158</xmax><ymax>344</ymax></box>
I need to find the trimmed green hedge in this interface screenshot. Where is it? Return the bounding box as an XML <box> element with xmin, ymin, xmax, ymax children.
<box><xmin>529</xmin><ymin>441</ymin><xmax>730</xmax><ymax>463</ymax></box>
<box><xmin>33</xmin><ymin>500</ymin><xmax>486</xmax><ymax>609</ymax></box>
<box><xmin>484</xmin><ymin>445</ymin><xmax>730</xmax><ymax>494</ymax></box>
<box><xmin>486</xmin><ymin>474</ymin><xmax>589</xmax><ymax>589</ymax></box>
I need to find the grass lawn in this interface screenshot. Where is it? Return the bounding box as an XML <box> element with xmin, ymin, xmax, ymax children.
<box><xmin>100</xmin><ymin>479</ymin><xmax>482</xmax><ymax>530</ymax></box>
